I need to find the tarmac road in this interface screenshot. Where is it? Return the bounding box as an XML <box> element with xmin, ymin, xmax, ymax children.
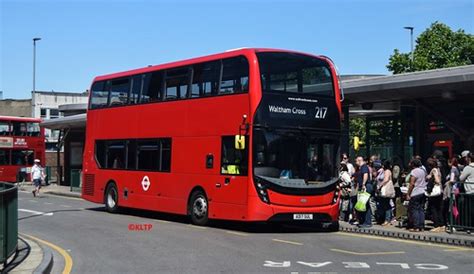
<box><xmin>17</xmin><ymin>191</ymin><xmax>474</xmax><ymax>273</ymax></box>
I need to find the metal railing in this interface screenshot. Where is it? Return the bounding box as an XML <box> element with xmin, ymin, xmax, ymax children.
<box><xmin>0</xmin><ymin>182</ymin><xmax>18</xmax><ymax>267</ymax></box>
<box><xmin>448</xmin><ymin>182</ymin><xmax>473</xmax><ymax>234</ymax></box>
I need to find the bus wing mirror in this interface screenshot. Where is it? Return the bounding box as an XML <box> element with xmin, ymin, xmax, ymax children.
<box><xmin>235</xmin><ymin>135</ymin><xmax>245</xmax><ymax>150</ymax></box>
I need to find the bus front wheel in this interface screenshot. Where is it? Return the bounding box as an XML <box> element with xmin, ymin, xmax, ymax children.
<box><xmin>105</xmin><ymin>183</ymin><xmax>119</xmax><ymax>213</ymax></box>
<box><xmin>189</xmin><ymin>190</ymin><xmax>209</xmax><ymax>226</ymax></box>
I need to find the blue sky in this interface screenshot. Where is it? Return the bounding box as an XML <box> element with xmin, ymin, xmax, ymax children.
<box><xmin>1</xmin><ymin>0</ymin><xmax>473</xmax><ymax>99</ymax></box>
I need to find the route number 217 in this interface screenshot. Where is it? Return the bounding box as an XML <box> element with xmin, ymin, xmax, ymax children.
<box><xmin>315</xmin><ymin>107</ymin><xmax>328</xmax><ymax>119</ymax></box>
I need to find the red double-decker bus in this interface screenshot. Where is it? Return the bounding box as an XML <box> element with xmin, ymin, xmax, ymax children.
<box><xmin>0</xmin><ymin>116</ymin><xmax>45</xmax><ymax>182</ymax></box>
<box><xmin>82</xmin><ymin>48</ymin><xmax>343</xmax><ymax>227</ymax></box>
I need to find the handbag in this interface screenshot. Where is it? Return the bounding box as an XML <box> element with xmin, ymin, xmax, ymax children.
<box><xmin>425</xmin><ymin>184</ymin><xmax>442</xmax><ymax>197</ymax></box>
<box><xmin>354</xmin><ymin>191</ymin><xmax>371</xmax><ymax>212</ymax></box>
<box><xmin>381</xmin><ymin>180</ymin><xmax>395</xmax><ymax>198</ymax></box>
<box><xmin>426</xmin><ymin>176</ymin><xmax>435</xmax><ymax>194</ymax></box>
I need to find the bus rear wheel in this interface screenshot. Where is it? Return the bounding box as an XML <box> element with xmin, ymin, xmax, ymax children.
<box><xmin>189</xmin><ymin>190</ymin><xmax>209</xmax><ymax>226</ymax></box>
<box><xmin>105</xmin><ymin>183</ymin><xmax>119</xmax><ymax>213</ymax></box>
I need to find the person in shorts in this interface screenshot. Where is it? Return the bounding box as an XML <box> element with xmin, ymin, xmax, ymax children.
<box><xmin>31</xmin><ymin>159</ymin><xmax>45</xmax><ymax>197</ymax></box>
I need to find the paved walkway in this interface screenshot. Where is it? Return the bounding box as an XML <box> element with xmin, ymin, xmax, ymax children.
<box><xmin>18</xmin><ymin>182</ymin><xmax>80</xmax><ymax>198</ymax></box>
<box><xmin>339</xmin><ymin>221</ymin><xmax>473</xmax><ymax>247</ymax></box>
<box><xmin>4</xmin><ymin>237</ymin><xmax>42</xmax><ymax>274</ymax></box>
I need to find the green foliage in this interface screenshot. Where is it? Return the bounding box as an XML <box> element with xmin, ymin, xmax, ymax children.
<box><xmin>387</xmin><ymin>22</ymin><xmax>474</xmax><ymax>74</ymax></box>
<box><xmin>349</xmin><ymin>117</ymin><xmax>366</xmax><ymax>148</ymax></box>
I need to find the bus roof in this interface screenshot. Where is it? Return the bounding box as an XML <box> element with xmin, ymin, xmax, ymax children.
<box><xmin>93</xmin><ymin>48</ymin><xmax>323</xmax><ymax>82</ymax></box>
<box><xmin>0</xmin><ymin>116</ymin><xmax>42</xmax><ymax>123</ymax></box>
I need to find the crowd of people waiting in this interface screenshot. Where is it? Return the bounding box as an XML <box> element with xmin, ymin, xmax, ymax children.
<box><xmin>338</xmin><ymin>150</ymin><xmax>474</xmax><ymax>232</ymax></box>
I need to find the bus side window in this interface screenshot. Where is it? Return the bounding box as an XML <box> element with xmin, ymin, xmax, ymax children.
<box><xmin>130</xmin><ymin>75</ymin><xmax>141</xmax><ymax>104</ymax></box>
<box><xmin>192</xmin><ymin>61</ymin><xmax>220</xmax><ymax>98</ymax></box>
<box><xmin>0</xmin><ymin>121</ymin><xmax>11</xmax><ymax>136</ymax></box>
<box><xmin>109</xmin><ymin>78</ymin><xmax>130</xmax><ymax>107</ymax></box>
<box><xmin>141</xmin><ymin>72</ymin><xmax>161</xmax><ymax>103</ymax></box>
<box><xmin>127</xmin><ymin>140</ymin><xmax>137</xmax><ymax>170</ymax></box>
<box><xmin>89</xmin><ymin>81</ymin><xmax>108</xmax><ymax>109</ymax></box>
<box><xmin>219</xmin><ymin>56</ymin><xmax>249</xmax><ymax>95</ymax></box>
<box><xmin>11</xmin><ymin>122</ymin><xmax>27</xmax><ymax>136</ymax></box>
<box><xmin>106</xmin><ymin>141</ymin><xmax>126</xmax><ymax>169</ymax></box>
<box><xmin>220</xmin><ymin>136</ymin><xmax>248</xmax><ymax>176</ymax></box>
<box><xmin>27</xmin><ymin>122</ymin><xmax>41</xmax><ymax>137</ymax></box>
<box><xmin>11</xmin><ymin>150</ymin><xmax>34</xmax><ymax>165</ymax></box>
<box><xmin>95</xmin><ymin>140</ymin><xmax>107</xmax><ymax>168</ymax></box>
<box><xmin>0</xmin><ymin>149</ymin><xmax>10</xmax><ymax>165</ymax></box>
<box><xmin>165</xmin><ymin>67</ymin><xmax>190</xmax><ymax>100</ymax></box>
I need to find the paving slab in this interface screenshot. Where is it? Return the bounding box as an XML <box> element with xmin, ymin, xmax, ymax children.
<box><xmin>339</xmin><ymin>221</ymin><xmax>474</xmax><ymax>247</ymax></box>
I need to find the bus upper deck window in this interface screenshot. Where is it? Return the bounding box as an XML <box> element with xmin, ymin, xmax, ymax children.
<box><xmin>90</xmin><ymin>81</ymin><xmax>108</xmax><ymax>109</ymax></box>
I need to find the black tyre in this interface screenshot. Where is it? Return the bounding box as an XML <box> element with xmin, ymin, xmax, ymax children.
<box><xmin>189</xmin><ymin>190</ymin><xmax>209</xmax><ymax>226</ymax></box>
<box><xmin>105</xmin><ymin>183</ymin><xmax>119</xmax><ymax>213</ymax></box>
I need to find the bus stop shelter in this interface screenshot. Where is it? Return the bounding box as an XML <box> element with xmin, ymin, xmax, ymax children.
<box><xmin>41</xmin><ymin>113</ymin><xmax>86</xmax><ymax>189</ymax></box>
<box><xmin>341</xmin><ymin>65</ymin><xmax>474</xmax><ymax>165</ymax></box>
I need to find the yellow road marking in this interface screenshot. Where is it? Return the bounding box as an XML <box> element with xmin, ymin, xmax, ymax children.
<box><xmin>443</xmin><ymin>248</ymin><xmax>474</xmax><ymax>252</ymax></box>
<box><xmin>21</xmin><ymin>233</ymin><xmax>73</xmax><ymax>274</ymax></box>
<box><xmin>225</xmin><ymin>231</ymin><xmax>249</xmax><ymax>237</ymax></box>
<box><xmin>330</xmin><ymin>248</ymin><xmax>405</xmax><ymax>255</ymax></box>
<box><xmin>186</xmin><ymin>224</ymin><xmax>207</xmax><ymax>230</ymax></box>
<box><xmin>335</xmin><ymin>232</ymin><xmax>470</xmax><ymax>251</ymax></box>
<box><xmin>272</xmin><ymin>238</ymin><xmax>303</xmax><ymax>246</ymax></box>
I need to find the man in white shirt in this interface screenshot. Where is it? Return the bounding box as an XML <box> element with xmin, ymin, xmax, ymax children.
<box><xmin>31</xmin><ymin>159</ymin><xmax>45</xmax><ymax>197</ymax></box>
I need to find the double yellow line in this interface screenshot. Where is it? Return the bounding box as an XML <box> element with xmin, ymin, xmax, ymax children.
<box><xmin>21</xmin><ymin>233</ymin><xmax>73</xmax><ymax>274</ymax></box>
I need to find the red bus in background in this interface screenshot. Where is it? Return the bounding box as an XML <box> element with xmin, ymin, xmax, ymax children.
<box><xmin>0</xmin><ymin>116</ymin><xmax>45</xmax><ymax>182</ymax></box>
<box><xmin>82</xmin><ymin>48</ymin><xmax>343</xmax><ymax>228</ymax></box>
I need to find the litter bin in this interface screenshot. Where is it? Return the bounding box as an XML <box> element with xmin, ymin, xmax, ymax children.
<box><xmin>70</xmin><ymin>169</ymin><xmax>81</xmax><ymax>192</ymax></box>
<box><xmin>45</xmin><ymin>166</ymin><xmax>51</xmax><ymax>185</ymax></box>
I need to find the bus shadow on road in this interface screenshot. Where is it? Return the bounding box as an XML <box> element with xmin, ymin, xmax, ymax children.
<box><xmin>86</xmin><ymin>206</ymin><xmax>333</xmax><ymax>234</ymax></box>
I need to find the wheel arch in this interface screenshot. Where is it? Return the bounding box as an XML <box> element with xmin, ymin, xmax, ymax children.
<box><xmin>103</xmin><ymin>180</ymin><xmax>118</xmax><ymax>204</ymax></box>
<box><xmin>187</xmin><ymin>185</ymin><xmax>207</xmax><ymax>215</ymax></box>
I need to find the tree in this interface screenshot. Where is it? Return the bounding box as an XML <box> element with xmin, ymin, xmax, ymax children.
<box><xmin>387</xmin><ymin>22</ymin><xmax>474</xmax><ymax>74</ymax></box>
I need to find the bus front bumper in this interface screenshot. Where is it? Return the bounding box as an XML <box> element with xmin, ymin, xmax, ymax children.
<box><xmin>247</xmin><ymin>196</ymin><xmax>339</xmax><ymax>223</ymax></box>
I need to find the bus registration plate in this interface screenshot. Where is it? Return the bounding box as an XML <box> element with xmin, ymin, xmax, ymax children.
<box><xmin>293</xmin><ymin>214</ymin><xmax>313</xmax><ymax>220</ymax></box>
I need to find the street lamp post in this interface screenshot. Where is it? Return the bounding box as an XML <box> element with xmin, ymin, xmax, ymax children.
<box><xmin>403</xmin><ymin>27</ymin><xmax>414</xmax><ymax>69</ymax></box>
<box><xmin>33</xmin><ymin>37</ymin><xmax>42</xmax><ymax>92</ymax></box>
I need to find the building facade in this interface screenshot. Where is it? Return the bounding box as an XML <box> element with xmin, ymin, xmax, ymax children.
<box><xmin>31</xmin><ymin>91</ymin><xmax>89</xmax><ymax>148</ymax></box>
<box><xmin>0</xmin><ymin>99</ymin><xmax>32</xmax><ymax>117</ymax></box>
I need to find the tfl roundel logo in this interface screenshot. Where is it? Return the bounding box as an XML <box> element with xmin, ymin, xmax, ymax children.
<box><xmin>141</xmin><ymin>176</ymin><xmax>151</xmax><ymax>191</ymax></box>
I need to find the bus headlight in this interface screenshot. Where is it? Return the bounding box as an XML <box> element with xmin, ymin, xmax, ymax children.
<box><xmin>332</xmin><ymin>187</ymin><xmax>340</xmax><ymax>204</ymax></box>
<box><xmin>254</xmin><ymin>179</ymin><xmax>270</xmax><ymax>204</ymax></box>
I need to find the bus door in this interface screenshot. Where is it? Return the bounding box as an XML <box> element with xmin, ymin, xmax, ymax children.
<box><xmin>214</xmin><ymin>136</ymin><xmax>248</xmax><ymax>205</ymax></box>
